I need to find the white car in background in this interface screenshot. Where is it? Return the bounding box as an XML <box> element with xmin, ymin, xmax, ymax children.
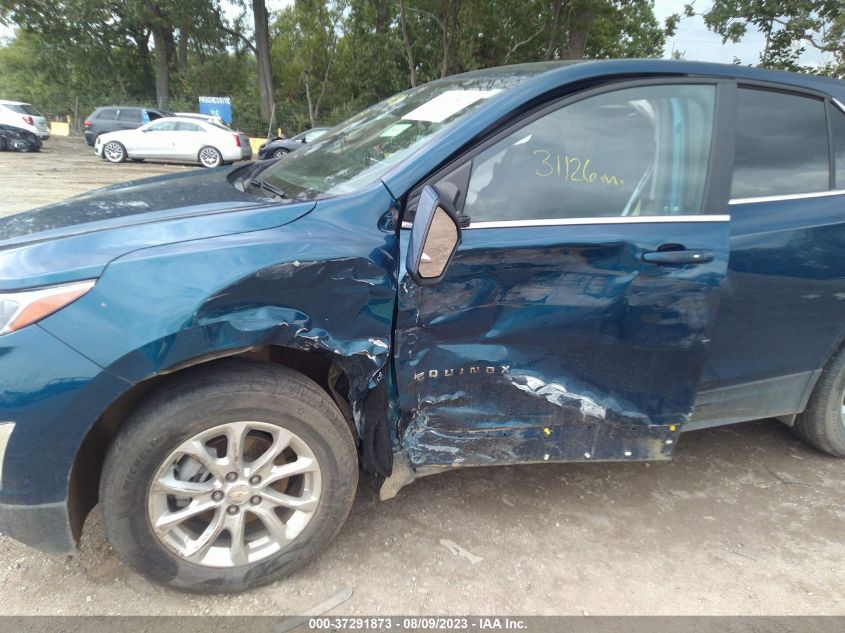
<box><xmin>0</xmin><ymin>100</ymin><xmax>50</xmax><ymax>140</ymax></box>
<box><xmin>94</xmin><ymin>116</ymin><xmax>252</xmax><ymax>168</ymax></box>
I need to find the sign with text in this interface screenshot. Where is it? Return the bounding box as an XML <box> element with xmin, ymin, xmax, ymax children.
<box><xmin>198</xmin><ymin>96</ymin><xmax>232</xmax><ymax>123</ymax></box>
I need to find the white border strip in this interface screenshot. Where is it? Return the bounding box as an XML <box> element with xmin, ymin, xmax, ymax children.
<box><xmin>464</xmin><ymin>215</ymin><xmax>731</xmax><ymax>229</ymax></box>
<box><xmin>729</xmin><ymin>189</ymin><xmax>845</xmax><ymax>205</ymax></box>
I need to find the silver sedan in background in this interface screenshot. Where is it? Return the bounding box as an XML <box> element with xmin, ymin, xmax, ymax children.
<box><xmin>95</xmin><ymin>116</ymin><xmax>252</xmax><ymax>167</ymax></box>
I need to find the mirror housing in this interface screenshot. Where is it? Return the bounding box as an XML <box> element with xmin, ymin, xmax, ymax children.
<box><xmin>406</xmin><ymin>185</ymin><xmax>462</xmax><ymax>287</ymax></box>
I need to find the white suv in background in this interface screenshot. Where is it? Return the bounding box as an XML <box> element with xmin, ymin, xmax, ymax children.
<box><xmin>0</xmin><ymin>100</ymin><xmax>50</xmax><ymax>140</ymax></box>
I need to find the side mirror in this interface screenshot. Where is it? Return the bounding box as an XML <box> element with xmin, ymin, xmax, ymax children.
<box><xmin>406</xmin><ymin>185</ymin><xmax>462</xmax><ymax>286</ymax></box>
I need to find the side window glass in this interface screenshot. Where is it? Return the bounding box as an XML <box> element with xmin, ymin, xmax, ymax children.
<box><xmin>732</xmin><ymin>88</ymin><xmax>829</xmax><ymax>199</ymax></box>
<box><xmin>117</xmin><ymin>109</ymin><xmax>141</xmax><ymax>122</ymax></box>
<box><xmin>463</xmin><ymin>84</ymin><xmax>716</xmax><ymax>222</ymax></box>
<box><xmin>176</xmin><ymin>122</ymin><xmax>202</xmax><ymax>132</ymax></box>
<box><xmin>146</xmin><ymin>121</ymin><xmax>176</xmax><ymax>132</ymax></box>
<box><xmin>833</xmin><ymin>105</ymin><xmax>845</xmax><ymax>189</ymax></box>
<box><xmin>99</xmin><ymin>109</ymin><xmax>118</xmax><ymax>121</ymax></box>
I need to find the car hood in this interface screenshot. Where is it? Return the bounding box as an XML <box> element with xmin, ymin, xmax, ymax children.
<box><xmin>0</xmin><ymin>168</ymin><xmax>315</xmax><ymax>290</ymax></box>
<box><xmin>97</xmin><ymin>129</ymin><xmax>134</xmax><ymax>142</ymax></box>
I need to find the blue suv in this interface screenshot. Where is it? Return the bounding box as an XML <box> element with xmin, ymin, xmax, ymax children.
<box><xmin>1</xmin><ymin>60</ymin><xmax>845</xmax><ymax>592</ymax></box>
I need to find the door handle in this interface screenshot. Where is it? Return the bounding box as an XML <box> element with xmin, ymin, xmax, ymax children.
<box><xmin>642</xmin><ymin>249</ymin><xmax>714</xmax><ymax>265</ymax></box>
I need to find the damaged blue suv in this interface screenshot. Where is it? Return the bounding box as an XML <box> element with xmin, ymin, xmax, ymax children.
<box><xmin>2</xmin><ymin>60</ymin><xmax>845</xmax><ymax>592</ymax></box>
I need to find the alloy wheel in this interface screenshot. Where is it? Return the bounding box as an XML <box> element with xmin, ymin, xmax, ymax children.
<box><xmin>199</xmin><ymin>147</ymin><xmax>221</xmax><ymax>168</ymax></box>
<box><xmin>104</xmin><ymin>142</ymin><xmax>124</xmax><ymax>162</ymax></box>
<box><xmin>147</xmin><ymin>421</ymin><xmax>322</xmax><ymax>568</ymax></box>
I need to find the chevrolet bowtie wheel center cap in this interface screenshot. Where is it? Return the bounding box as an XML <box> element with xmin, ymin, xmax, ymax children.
<box><xmin>226</xmin><ymin>484</ymin><xmax>251</xmax><ymax>505</ymax></box>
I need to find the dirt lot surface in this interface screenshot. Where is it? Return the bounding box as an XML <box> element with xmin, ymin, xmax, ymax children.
<box><xmin>0</xmin><ymin>135</ymin><xmax>196</xmax><ymax>217</ymax></box>
<box><xmin>0</xmin><ymin>137</ymin><xmax>844</xmax><ymax>616</ymax></box>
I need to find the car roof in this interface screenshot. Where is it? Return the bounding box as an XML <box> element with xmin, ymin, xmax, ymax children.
<box><xmin>151</xmin><ymin>116</ymin><xmax>228</xmax><ymax>126</ymax></box>
<box><xmin>0</xmin><ymin>100</ymin><xmax>31</xmax><ymax>106</ymax></box>
<box><xmin>97</xmin><ymin>106</ymin><xmax>163</xmax><ymax>111</ymax></box>
<box><xmin>450</xmin><ymin>59</ymin><xmax>845</xmax><ymax>98</ymax></box>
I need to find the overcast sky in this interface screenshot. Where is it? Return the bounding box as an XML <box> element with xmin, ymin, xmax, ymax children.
<box><xmin>1</xmin><ymin>1</ymin><xmax>833</xmax><ymax>67</ymax></box>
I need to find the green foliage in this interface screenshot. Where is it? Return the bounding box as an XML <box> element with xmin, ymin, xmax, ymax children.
<box><xmin>0</xmin><ymin>0</ymin><xmax>694</xmax><ymax>137</ymax></box>
<box><xmin>677</xmin><ymin>0</ymin><xmax>844</xmax><ymax>78</ymax></box>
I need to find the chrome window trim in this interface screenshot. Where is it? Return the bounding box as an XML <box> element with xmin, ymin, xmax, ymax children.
<box><xmin>729</xmin><ymin>189</ymin><xmax>845</xmax><ymax>205</ymax></box>
<box><xmin>0</xmin><ymin>422</ymin><xmax>15</xmax><ymax>487</ymax></box>
<box><xmin>833</xmin><ymin>98</ymin><xmax>845</xmax><ymax>115</ymax></box>
<box><xmin>464</xmin><ymin>215</ymin><xmax>731</xmax><ymax>229</ymax></box>
<box><xmin>401</xmin><ymin>215</ymin><xmax>731</xmax><ymax>230</ymax></box>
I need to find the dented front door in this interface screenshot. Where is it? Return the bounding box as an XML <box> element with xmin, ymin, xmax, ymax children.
<box><xmin>393</xmin><ymin>80</ymin><xmax>731</xmax><ymax>469</ymax></box>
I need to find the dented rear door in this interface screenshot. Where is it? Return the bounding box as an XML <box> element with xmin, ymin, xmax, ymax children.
<box><xmin>393</xmin><ymin>79</ymin><xmax>733</xmax><ymax>469</ymax></box>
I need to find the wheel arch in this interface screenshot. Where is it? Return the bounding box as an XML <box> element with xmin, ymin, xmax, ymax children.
<box><xmin>785</xmin><ymin>325</ymin><xmax>845</xmax><ymax>424</ymax></box>
<box><xmin>66</xmin><ymin>345</ymin><xmax>356</xmax><ymax>545</ymax></box>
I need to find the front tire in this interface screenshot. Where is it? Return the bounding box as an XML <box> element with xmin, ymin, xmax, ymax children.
<box><xmin>198</xmin><ymin>146</ymin><xmax>223</xmax><ymax>168</ymax></box>
<box><xmin>100</xmin><ymin>360</ymin><xmax>358</xmax><ymax>593</ymax></box>
<box><xmin>273</xmin><ymin>148</ymin><xmax>289</xmax><ymax>159</ymax></box>
<box><xmin>103</xmin><ymin>141</ymin><xmax>126</xmax><ymax>163</ymax></box>
<box><xmin>792</xmin><ymin>347</ymin><xmax>845</xmax><ymax>456</ymax></box>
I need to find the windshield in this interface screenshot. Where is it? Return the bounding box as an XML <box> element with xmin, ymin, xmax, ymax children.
<box><xmin>259</xmin><ymin>65</ymin><xmax>553</xmax><ymax>200</ymax></box>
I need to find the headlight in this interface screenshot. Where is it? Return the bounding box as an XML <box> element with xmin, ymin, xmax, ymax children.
<box><xmin>0</xmin><ymin>280</ymin><xmax>96</xmax><ymax>335</ymax></box>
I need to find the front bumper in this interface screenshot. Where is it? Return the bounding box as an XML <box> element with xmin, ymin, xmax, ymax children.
<box><xmin>0</xmin><ymin>500</ymin><xmax>76</xmax><ymax>553</ymax></box>
<box><xmin>0</xmin><ymin>324</ymin><xmax>129</xmax><ymax>553</ymax></box>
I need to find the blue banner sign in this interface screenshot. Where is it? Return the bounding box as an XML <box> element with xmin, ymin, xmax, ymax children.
<box><xmin>198</xmin><ymin>96</ymin><xmax>233</xmax><ymax>123</ymax></box>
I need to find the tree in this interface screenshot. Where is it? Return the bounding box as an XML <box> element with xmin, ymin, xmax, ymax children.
<box><xmin>253</xmin><ymin>0</ymin><xmax>275</xmax><ymax>121</ymax></box>
<box><xmin>673</xmin><ymin>0</ymin><xmax>844</xmax><ymax>77</ymax></box>
<box><xmin>273</xmin><ymin>0</ymin><xmax>347</xmax><ymax>127</ymax></box>
<box><xmin>1</xmin><ymin>0</ymin><xmax>676</xmax><ymax>136</ymax></box>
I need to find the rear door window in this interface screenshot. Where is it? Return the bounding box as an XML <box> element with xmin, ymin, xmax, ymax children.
<box><xmin>117</xmin><ymin>109</ymin><xmax>141</xmax><ymax>123</ymax></box>
<box><xmin>97</xmin><ymin>109</ymin><xmax>118</xmax><ymax>121</ymax></box>
<box><xmin>145</xmin><ymin>121</ymin><xmax>179</xmax><ymax>132</ymax></box>
<box><xmin>731</xmin><ymin>88</ymin><xmax>829</xmax><ymax>199</ymax></box>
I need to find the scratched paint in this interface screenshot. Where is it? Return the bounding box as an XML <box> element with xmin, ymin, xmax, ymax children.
<box><xmin>393</xmin><ymin>215</ymin><xmax>729</xmax><ymax>469</ymax></box>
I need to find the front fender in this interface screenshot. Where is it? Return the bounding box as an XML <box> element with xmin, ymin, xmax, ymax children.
<box><xmin>37</xmin><ymin>183</ymin><xmax>400</xmax><ymax>484</ymax></box>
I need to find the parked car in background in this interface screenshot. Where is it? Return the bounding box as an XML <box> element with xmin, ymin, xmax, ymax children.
<box><xmin>257</xmin><ymin>127</ymin><xmax>329</xmax><ymax>159</ymax></box>
<box><xmin>0</xmin><ymin>101</ymin><xmax>50</xmax><ymax>140</ymax></box>
<box><xmin>3</xmin><ymin>60</ymin><xmax>845</xmax><ymax>594</ymax></box>
<box><xmin>0</xmin><ymin>124</ymin><xmax>42</xmax><ymax>152</ymax></box>
<box><xmin>83</xmin><ymin>106</ymin><xmax>173</xmax><ymax>146</ymax></box>
<box><xmin>94</xmin><ymin>116</ymin><xmax>252</xmax><ymax>167</ymax></box>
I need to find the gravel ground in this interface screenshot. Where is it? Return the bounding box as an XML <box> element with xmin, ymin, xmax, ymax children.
<box><xmin>0</xmin><ymin>135</ymin><xmax>196</xmax><ymax>217</ymax></box>
<box><xmin>0</xmin><ymin>137</ymin><xmax>844</xmax><ymax>616</ymax></box>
